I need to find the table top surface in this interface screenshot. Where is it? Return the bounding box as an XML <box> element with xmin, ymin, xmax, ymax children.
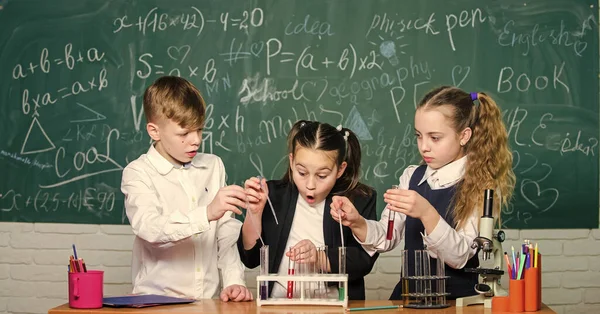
<box><xmin>48</xmin><ymin>299</ymin><xmax>556</xmax><ymax>314</ymax></box>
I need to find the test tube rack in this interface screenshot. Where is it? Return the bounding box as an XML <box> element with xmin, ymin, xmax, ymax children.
<box><xmin>256</xmin><ymin>274</ymin><xmax>348</xmax><ymax>307</ymax></box>
<box><xmin>401</xmin><ymin>274</ymin><xmax>451</xmax><ymax>309</ymax></box>
<box><xmin>400</xmin><ymin>249</ymin><xmax>451</xmax><ymax>309</ymax></box>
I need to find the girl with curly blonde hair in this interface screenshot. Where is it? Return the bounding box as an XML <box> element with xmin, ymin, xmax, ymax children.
<box><xmin>331</xmin><ymin>86</ymin><xmax>515</xmax><ymax>299</ymax></box>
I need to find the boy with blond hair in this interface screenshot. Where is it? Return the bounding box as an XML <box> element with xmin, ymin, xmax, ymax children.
<box><xmin>121</xmin><ymin>76</ymin><xmax>252</xmax><ymax>301</ymax></box>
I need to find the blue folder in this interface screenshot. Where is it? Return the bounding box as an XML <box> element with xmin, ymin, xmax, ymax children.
<box><xmin>103</xmin><ymin>294</ymin><xmax>195</xmax><ymax>308</ymax></box>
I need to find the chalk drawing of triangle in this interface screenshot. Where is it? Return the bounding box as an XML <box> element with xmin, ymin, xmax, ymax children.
<box><xmin>70</xmin><ymin>102</ymin><xmax>106</xmax><ymax>123</ymax></box>
<box><xmin>344</xmin><ymin>106</ymin><xmax>373</xmax><ymax>141</ymax></box>
<box><xmin>20</xmin><ymin>116</ymin><xmax>56</xmax><ymax>155</ymax></box>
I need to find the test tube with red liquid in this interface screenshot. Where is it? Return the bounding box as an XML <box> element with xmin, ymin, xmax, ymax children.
<box><xmin>287</xmin><ymin>247</ymin><xmax>296</xmax><ymax>299</ymax></box>
<box><xmin>386</xmin><ymin>185</ymin><xmax>400</xmax><ymax>240</ymax></box>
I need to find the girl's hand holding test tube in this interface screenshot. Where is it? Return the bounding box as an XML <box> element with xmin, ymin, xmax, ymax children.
<box><xmin>242</xmin><ymin>177</ymin><xmax>268</xmax><ymax>249</ymax></box>
<box><xmin>243</xmin><ymin>177</ymin><xmax>269</xmax><ymax>216</ymax></box>
<box><xmin>384</xmin><ymin>187</ymin><xmax>439</xmax><ymax>235</ymax></box>
<box><xmin>244</xmin><ymin>176</ymin><xmax>279</xmax><ymax>224</ymax></box>
<box><xmin>383</xmin><ymin>188</ymin><xmax>437</xmax><ymax>220</ymax></box>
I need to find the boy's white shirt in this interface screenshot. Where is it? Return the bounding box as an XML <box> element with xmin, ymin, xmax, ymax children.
<box><xmin>358</xmin><ymin>156</ymin><xmax>480</xmax><ymax>269</ymax></box>
<box><xmin>121</xmin><ymin>144</ymin><xmax>246</xmax><ymax>299</ymax></box>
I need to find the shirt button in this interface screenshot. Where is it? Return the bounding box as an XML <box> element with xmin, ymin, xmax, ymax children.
<box><xmin>196</xmin><ymin>267</ymin><xmax>200</xmax><ymax>272</ymax></box>
<box><xmin>192</xmin><ymin>197</ymin><xmax>196</xmax><ymax>202</ymax></box>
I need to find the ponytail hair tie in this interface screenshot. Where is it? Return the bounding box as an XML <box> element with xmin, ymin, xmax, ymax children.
<box><xmin>300</xmin><ymin>121</ymin><xmax>306</xmax><ymax>128</ymax></box>
<box><xmin>343</xmin><ymin>130</ymin><xmax>349</xmax><ymax>141</ymax></box>
<box><xmin>470</xmin><ymin>92</ymin><xmax>478</xmax><ymax>101</ymax></box>
<box><xmin>336</xmin><ymin>124</ymin><xmax>343</xmax><ymax>131</ymax></box>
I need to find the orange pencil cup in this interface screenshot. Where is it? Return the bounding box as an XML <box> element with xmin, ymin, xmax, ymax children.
<box><xmin>537</xmin><ymin>254</ymin><xmax>542</xmax><ymax>308</ymax></box>
<box><xmin>509</xmin><ymin>279</ymin><xmax>525</xmax><ymax>312</ymax></box>
<box><xmin>492</xmin><ymin>296</ymin><xmax>510</xmax><ymax>312</ymax></box>
<box><xmin>524</xmin><ymin>267</ymin><xmax>539</xmax><ymax>311</ymax></box>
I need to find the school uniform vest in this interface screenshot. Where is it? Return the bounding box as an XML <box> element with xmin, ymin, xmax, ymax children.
<box><xmin>389</xmin><ymin>165</ymin><xmax>479</xmax><ymax>300</ymax></box>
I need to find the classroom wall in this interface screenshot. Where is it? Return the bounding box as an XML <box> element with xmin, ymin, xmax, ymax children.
<box><xmin>0</xmin><ymin>222</ymin><xmax>599</xmax><ymax>314</ymax></box>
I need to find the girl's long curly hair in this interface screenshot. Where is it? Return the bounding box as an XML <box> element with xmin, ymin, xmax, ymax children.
<box><xmin>418</xmin><ymin>86</ymin><xmax>516</xmax><ymax>229</ymax></box>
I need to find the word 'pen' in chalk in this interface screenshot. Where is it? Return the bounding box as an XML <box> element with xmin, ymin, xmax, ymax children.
<box><xmin>257</xmin><ymin>175</ymin><xmax>278</xmax><ymax>225</ymax></box>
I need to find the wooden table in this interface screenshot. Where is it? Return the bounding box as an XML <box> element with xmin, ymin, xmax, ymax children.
<box><xmin>49</xmin><ymin>300</ymin><xmax>556</xmax><ymax>314</ymax></box>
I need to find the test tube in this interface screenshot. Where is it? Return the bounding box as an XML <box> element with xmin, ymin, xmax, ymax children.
<box><xmin>401</xmin><ymin>249</ymin><xmax>410</xmax><ymax>305</ymax></box>
<box><xmin>260</xmin><ymin>245</ymin><xmax>269</xmax><ymax>300</ymax></box>
<box><xmin>316</xmin><ymin>246</ymin><xmax>329</xmax><ymax>298</ymax></box>
<box><xmin>315</xmin><ymin>246</ymin><xmax>323</xmax><ymax>298</ymax></box>
<box><xmin>422</xmin><ymin>250</ymin><xmax>432</xmax><ymax>306</ymax></box>
<box><xmin>299</xmin><ymin>255</ymin><xmax>313</xmax><ymax>299</ymax></box>
<box><xmin>386</xmin><ymin>185</ymin><xmax>400</xmax><ymax>240</ymax></box>
<box><xmin>296</xmin><ymin>247</ymin><xmax>304</xmax><ymax>298</ymax></box>
<box><xmin>415</xmin><ymin>249</ymin><xmax>423</xmax><ymax>303</ymax></box>
<box><xmin>287</xmin><ymin>247</ymin><xmax>296</xmax><ymax>299</ymax></box>
<box><xmin>338</xmin><ymin>247</ymin><xmax>346</xmax><ymax>301</ymax></box>
<box><xmin>436</xmin><ymin>254</ymin><xmax>446</xmax><ymax>306</ymax></box>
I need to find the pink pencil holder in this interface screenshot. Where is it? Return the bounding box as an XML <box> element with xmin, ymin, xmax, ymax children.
<box><xmin>68</xmin><ymin>270</ymin><xmax>104</xmax><ymax>309</ymax></box>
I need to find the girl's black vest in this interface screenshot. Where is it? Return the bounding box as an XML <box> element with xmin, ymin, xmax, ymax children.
<box><xmin>389</xmin><ymin>165</ymin><xmax>479</xmax><ymax>300</ymax></box>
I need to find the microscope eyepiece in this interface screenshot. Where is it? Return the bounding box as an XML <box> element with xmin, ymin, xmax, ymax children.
<box><xmin>483</xmin><ymin>189</ymin><xmax>493</xmax><ymax>218</ymax></box>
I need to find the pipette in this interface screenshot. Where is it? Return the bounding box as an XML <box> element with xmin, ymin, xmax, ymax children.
<box><xmin>257</xmin><ymin>175</ymin><xmax>279</xmax><ymax>225</ymax></box>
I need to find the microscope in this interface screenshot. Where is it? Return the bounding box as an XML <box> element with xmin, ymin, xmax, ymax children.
<box><xmin>456</xmin><ymin>189</ymin><xmax>507</xmax><ymax>308</ymax></box>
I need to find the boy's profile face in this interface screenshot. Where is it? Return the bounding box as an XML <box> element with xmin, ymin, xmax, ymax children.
<box><xmin>147</xmin><ymin>118</ymin><xmax>203</xmax><ymax>165</ymax></box>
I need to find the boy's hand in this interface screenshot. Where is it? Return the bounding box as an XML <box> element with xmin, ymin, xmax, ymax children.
<box><xmin>244</xmin><ymin>177</ymin><xmax>268</xmax><ymax>216</ymax></box>
<box><xmin>220</xmin><ymin>284</ymin><xmax>253</xmax><ymax>302</ymax></box>
<box><xmin>207</xmin><ymin>185</ymin><xmax>246</xmax><ymax>221</ymax></box>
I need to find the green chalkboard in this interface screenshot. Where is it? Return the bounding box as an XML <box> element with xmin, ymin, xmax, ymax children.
<box><xmin>0</xmin><ymin>0</ymin><xmax>598</xmax><ymax>228</ymax></box>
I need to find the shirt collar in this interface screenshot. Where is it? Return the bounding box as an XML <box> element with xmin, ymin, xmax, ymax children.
<box><xmin>146</xmin><ymin>144</ymin><xmax>206</xmax><ymax>175</ymax></box>
<box><xmin>418</xmin><ymin>155</ymin><xmax>467</xmax><ymax>187</ymax></box>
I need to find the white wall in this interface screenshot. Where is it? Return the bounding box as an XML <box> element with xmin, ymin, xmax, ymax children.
<box><xmin>0</xmin><ymin>222</ymin><xmax>599</xmax><ymax>314</ymax></box>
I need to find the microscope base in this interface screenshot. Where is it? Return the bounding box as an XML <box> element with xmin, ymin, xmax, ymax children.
<box><xmin>455</xmin><ymin>294</ymin><xmax>492</xmax><ymax>308</ymax></box>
